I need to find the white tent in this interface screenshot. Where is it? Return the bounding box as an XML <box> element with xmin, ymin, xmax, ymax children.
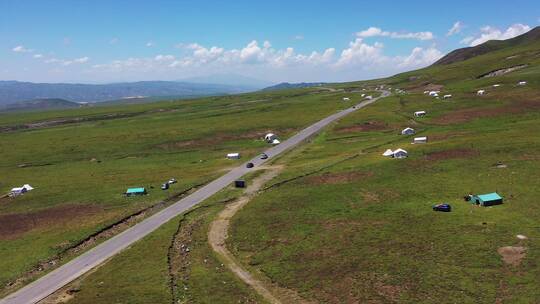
<box><xmin>264</xmin><ymin>133</ymin><xmax>277</xmax><ymax>143</ymax></box>
<box><xmin>414</xmin><ymin>111</ymin><xmax>426</xmax><ymax>117</ymax></box>
<box><xmin>518</xmin><ymin>81</ymin><xmax>527</xmax><ymax>86</ymax></box>
<box><xmin>226</xmin><ymin>153</ymin><xmax>240</xmax><ymax>159</ymax></box>
<box><xmin>342</xmin><ymin>97</ymin><xmax>350</xmax><ymax>101</ymax></box>
<box><xmin>423</xmin><ymin>90</ymin><xmax>429</xmax><ymax>94</ymax></box>
<box><xmin>492</xmin><ymin>84</ymin><xmax>501</xmax><ymax>87</ymax></box>
<box><xmin>271</xmin><ymin>139</ymin><xmax>280</xmax><ymax>145</ymax></box>
<box><xmin>392</xmin><ymin>149</ymin><xmax>408</xmax><ymax>159</ymax></box>
<box><xmin>428</xmin><ymin>91</ymin><xmax>439</xmax><ymax>96</ymax></box>
<box><xmin>9</xmin><ymin>184</ymin><xmax>33</xmax><ymax>196</ymax></box>
<box><xmin>443</xmin><ymin>94</ymin><xmax>452</xmax><ymax>99</ymax></box>
<box><xmin>477</xmin><ymin>90</ymin><xmax>485</xmax><ymax>95</ymax></box>
<box><xmin>413</xmin><ymin>136</ymin><xmax>427</xmax><ymax>144</ymax></box>
<box><xmin>365</xmin><ymin>95</ymin><xmax>373</xmax><ymax>100</ymax></box>
<box><xmin>361</xmin><ymin>93</ymin><xmax>365</xmax><ymax>97</ymax></box>
<box><xmin>382</xmin><ymin>149</ymin><xmax>394</xmax><ymax>157</ymax></box>
<box><xmin>401</xmin><ymin>127</ymin><xmax>415</xmax><ymax>135</ymax></box>
<box><xmin>10</xmin><ymin>187</ymin><xmax>26</xmax><ymax>196</ymax></box>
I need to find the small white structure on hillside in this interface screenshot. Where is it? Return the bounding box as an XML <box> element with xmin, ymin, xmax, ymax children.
<box><xmin>9</xmin><ymin>184</ymin><xmax>34</xmax><ymax>197</ymax></box>
<box><xmin>343</xmin><ymin>97</ymin><xmax>350</xmax><ymax>101</ymax></box>
<box><xmin>365</xmin><ymin>95</ymin><xmax>373</xmax><ymax>100</ymax></box>
<box><xmin>414</xmin><ymin>110</ymin><xmax>426</xmax><ymax>117</ymax></box>
<box><xmin>413</xmin><ymin>136</ymin><xmax>428</xmax><ymax>144</ymax></box>
<box><xmin>392</xmin><ymin>149</ymin><xmax>408</xmax><ymax>159</ymax></box>
<box><xmin>477</xmin><ymin>90</ymin><xmax>486</xmax><ymax>96</ymax></box>
<box><xmin>382</xmin><ymin>149</ymin><xmax>394</xmax><ymax>157</ymax></box>
<box><xmin>429</xmin><ymin>91</ymin><xmax>440</xmax><ymax>97</ymax></box>
<box><xmin>264</xmin><ymin>133</ymin><xmax>278</xmax><ymax>143</ymax></box>
<box><xmin>401</xmin><ymin>127</ymin><xmax>415</xmax><ymax>135</ymax></box>
<box><xmin>361</xmin><ymin>93</ymin><xmax>366</xmax><ymax>97</ymax></box>
<box><xmin>443</xmin><ymin>94</ymin><xmax>452</xmax><ymax>99</ymax></box>
<box><xmin>423</xmin><ymin>90</ymin><xmax>429</xmax><ymax>94</ymax></box>
<box><xmin>518</xmin><ymin>81</ymin><xmax>527</xmax><ymax>86</ymax></box>
<box><xmin>226</xmin><ymin>153</ymin><xmax>241</xmax><ymax>159</ymax></box>
<box><xmin>271</xmin><ymin>139</ymin><xmax>280</xmax><ymax>145</ymax></box>
<box><xmin>492</xmin><ymin>84</ymin><xmax>501</xmax><ymax>87</ymax></box>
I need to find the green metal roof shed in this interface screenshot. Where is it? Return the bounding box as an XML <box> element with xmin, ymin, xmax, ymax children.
<box><xmin>472</xmin><ymin>192</ymin><xmax>503</xmax><ymax>206</ymax></box>
<box><xmin>126</xmin><ymin>187</ymin><xmax>147</xmax><ymax>196</ymax></box>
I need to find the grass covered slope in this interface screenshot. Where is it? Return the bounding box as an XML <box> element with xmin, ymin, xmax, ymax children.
<box><xmin>0</xmin><ymin>86</ymin><xmax>363</xmax><ymax>291</ymax></box>
<box><xmin>228</xmin><ymin>31</ymin><xmax>540</xmax><ymax>302</ymax></box>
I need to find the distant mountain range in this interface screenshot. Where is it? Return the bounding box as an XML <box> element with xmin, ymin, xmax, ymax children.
<box><xmin>0</xmin><ymin>98</ymin><xmax>82</xmax><ymax>112</ymax></box>
<box><xmin>179</xmin><ymin>73</ymin><xmax>273</xmax><ymax>88</ymax></box>
<box><xmin>261</xmin><ymin>82</ymin><xmax>327</xmax><ymax>91</ymax></box>
<box><xmin>0</xmin><ymin>80</ymin><xmax>259</xmax><ymax>106</ymax></box>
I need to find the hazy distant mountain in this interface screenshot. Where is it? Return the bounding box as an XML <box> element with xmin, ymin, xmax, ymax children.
<box><xmin>0</xmin><ymin>98</ymin><xmax>81</xmax><ymax>112</ymax></box>
<box><xmin>179</xmin><ymin>74</ymin><xmax>273</xmax><ymax>89</ymax></box>
<box><xmin>261</xmin><ymin>82</ymin><xmax>327</xmax><ymax>91</ymax></box>
<box><xmin>0</xmin><ymin>80</ymin><xmax>254</xmax><ymax>105</ymax></box>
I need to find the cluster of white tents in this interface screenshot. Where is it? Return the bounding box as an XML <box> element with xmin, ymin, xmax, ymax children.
<box><xmin>424</xmin><ymin>90</ymin><xmax>452</xmax><ymax>100</ymax></box>
<box><xmin>477</xmin><ymin>81</ymin><xmax>527</xmax><ymax>96</ymax></box>
<box><xmin>9</xmin><ymin>184</ymin><xmax>34</xmax><ymax>197</ymax></box>
<box><xmin>226</xmin><ymin>133</ymin><xmax>281</xmax><ymax>160</ymax></box>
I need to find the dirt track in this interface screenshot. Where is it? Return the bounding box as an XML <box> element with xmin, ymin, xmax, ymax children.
<box><xmin>208</xmin><ymin>166</ymin><xmax>313</xmax><ymax>304</ymax></box>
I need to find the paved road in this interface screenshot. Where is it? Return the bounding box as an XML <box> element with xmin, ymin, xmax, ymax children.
<box><xmin>0</xmin><ymin>90</ymin><xmax>389</xmax><ymax>304</ymax></box>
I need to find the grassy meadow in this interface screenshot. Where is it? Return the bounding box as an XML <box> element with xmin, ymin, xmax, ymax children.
<box><xmin>228</xmin><ymin>65</ymin><xmax>540</xmax><ymax>302</ymax></box>
<box><xmin>0</xmin><ymin>86</ymin><xmax>363</xmax><ymax>291</ymax></box>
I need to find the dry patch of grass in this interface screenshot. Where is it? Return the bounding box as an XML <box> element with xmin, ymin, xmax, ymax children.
<box><xmin>0</xmin><ymin>204</ymin><xmax>101</xmax><ymax>240</ymax></box>
<box><xmin>497</xmin><ymin>246</ymin><xmax>527</xmax><ymax>266</ymax></box>
<box><xmin>305</xmin><ymin>171</ymin><xmax>373</xmax><ymax>185</ymax></box>
<box><xmin>336</xmin><ymin>121</ymin><xmax>389</xmax><ymax>133</ymax></box>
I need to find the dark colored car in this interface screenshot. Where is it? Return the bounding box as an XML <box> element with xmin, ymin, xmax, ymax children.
<box><xmin>433</xmin><ymin>203</ymin><xmax>451</xmax><ymax>212</ymax></box>
<box><xmin>246</xmin><ymin>162</ymin><xmax>254</xmax><ymax>168</ymax></box>
<box><xmin>261</xmin><ymin>153</ymin><xmax>268</xmax><ymax>159</ymax></box>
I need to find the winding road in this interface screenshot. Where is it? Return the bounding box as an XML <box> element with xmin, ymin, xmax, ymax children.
<box><xmin>0</xmin><ymin>90</ymin><xmax>389</xmax><ymax>304</ymax></box>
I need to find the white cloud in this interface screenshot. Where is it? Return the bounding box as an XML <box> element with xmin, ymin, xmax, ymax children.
<box><xmin>447</xmin><ymin>21</ymin><xmax>464</xmax><ymax>36</ymax></box>
<box><xmin>12</xmin><ymin>45</ymin><xmax>33</xmax><ymax>53</ymax></box>
<box><xmin>33</xmin><ymin>54</ymin><xmax>43</xmax><ymax>59</ymax></box>
<box><xmin>356</xmin><ymin>27</ymin><xmax>434</xmax><ymax>40</ymax></box>
<box><xmin>293</xmin><ymin>35</ymin><xmax>304</xmax><ymax>40</ymax></box>
<box><xmin>73</xmin><ymin>57</ymin><xmax>89</xmax><ymax>63</ymax></box>
<box><xmin>335</xmin><ymin>38</ymin><xmax>386</xmax><ymax>66</ymax></box>
<box><xmin>146</xmin><ymin>41</ymin><xmax>154</xmax><ymax>47</ymax></box>
<box><xmin>154</xmin><ymin>54</ymin><xmax>175</xmax><ymax>61</ymax></box>
<box><xmin>463</xmin><ymin>24</ymin><xmax>531</xmax><ymax>46</ymax></box>
<box><xmin>91</xmin><ymin>37</ymin><xmax>442</xmax><ymax>82</ymax></box>
<box><xmin>397</xmin><ymin>47</ymin><xmax>443</xmax><ymax>68</ymax></box>
<box><xmin>46</xmin><ymin>56</ymin><xmax>89</xmax><ymax>66</ymax></box>
<box><xmin>460</xmin><ymin>36</ymin><xmax>474</xmax><ymax>45</ymax></box>
<box><xmin>64</xmin><ymin>57</ymin><xmax>89</xmax><ymax>65</ymax></box>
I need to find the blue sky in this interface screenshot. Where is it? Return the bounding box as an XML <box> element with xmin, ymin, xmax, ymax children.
<box><xmin>1</xmin><ymin>0</ymin><xmax>539</xmax><ymax>84</ymax></box>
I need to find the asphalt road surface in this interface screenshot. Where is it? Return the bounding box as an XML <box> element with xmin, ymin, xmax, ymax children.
<box><xmin>0</xmin><ymin>90</ymin><xmax>390</xmax><ymax>304</ymax></box>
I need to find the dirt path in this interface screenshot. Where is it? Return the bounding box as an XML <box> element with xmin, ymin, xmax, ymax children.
<box><xmin>208</xmin><ymin>166</ymin><xmax>313</xmax><ymax>304</ymax></box>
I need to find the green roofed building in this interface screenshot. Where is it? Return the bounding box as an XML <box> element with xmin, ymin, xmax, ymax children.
<box><xmin>472</xmin><ymin>192</ymin><xmax>503</xmax><ymax>206</ymax></box>
<box><xmin>125</xmin><ymin>187</ymin><xmax>147</xmax><ymax>196</ymax></box>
